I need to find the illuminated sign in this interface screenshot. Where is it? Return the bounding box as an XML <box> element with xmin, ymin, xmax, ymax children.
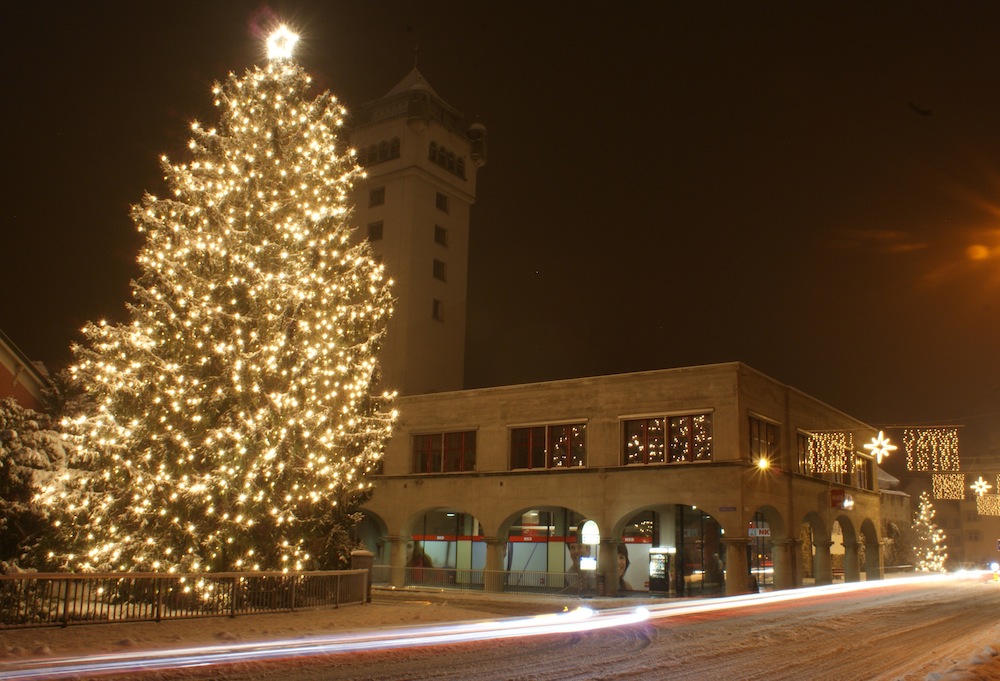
<box><xmin>831</xmin><ymin>489</ymin><xmax>854</xmax><ymax>510</ymax></box>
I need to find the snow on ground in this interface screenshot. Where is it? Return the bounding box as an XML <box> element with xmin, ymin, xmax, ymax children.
<box><xmin>3</xmin><ymin>577</ymin><xmax>1000</xmax><ymax>680</ymax></box>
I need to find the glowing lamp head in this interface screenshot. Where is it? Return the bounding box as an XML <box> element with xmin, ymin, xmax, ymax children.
<box><xmin>756</xmin><ymin>457</ymin><xmax>770</xmax><ymax>470</ymax></box>
<box><xmin>266</xmin><ymin>25</ymin><xmax>299</xmax><ymax>61</ymax></box>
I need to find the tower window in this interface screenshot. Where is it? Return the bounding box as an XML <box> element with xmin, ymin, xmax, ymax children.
<box><xmin>369</xmin><ymin>187</ymin><xmax>385</xmax><ymax>207</ymax></box>
<box><xmin>434</xmin><ymin>225</ymin><xmax>448</xmax><ymax>247</ymax></box>
<box><xmin>432</xmin><ymin>299</ymin><xmax>444</xmax><ymax>321</ymax></box>
<box><xmin>433</xmin><ymin>259</ymin><xmax>447</xmax><ymax>281</ymax></box>
<box><xmin>428</xmin><ymin>142</ymin><xmax>466</xmax><ymax>179</ymax></box>
<box><xmin>367</xmin><ymin>221</ymin><xmax>384</xmax><ymax>241</ymax></box>
<box><xmin>435</xmin><ymin>192</ymin><xmax>449</xmax><ymax>212</ymax></box>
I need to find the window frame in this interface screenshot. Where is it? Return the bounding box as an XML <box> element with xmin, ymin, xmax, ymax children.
<box><xmin>511</xmin><ymin>422</ymin><xmax>588</xmax><ymax>470</ymax></box>
<box><xmin>412</xmin><ymin>430</ymin><xmax>477</xmax><ymax>473</ymax></box>
<box><xmin>434</xmin><ymin>224</ymin><xmax>448</xmax><ymax>247</ymax></box>
<box><xmin>622</xmin><ymin>412</ymin><xmax>713</xmax><ymax>465</ymax></box>
<box><xmin>749</xmin><ymin>414</ymin><xmax>780</xmax><ymax>463</ymax></box>
<box><xmin>433</xmin><ymin>258</ymin><xmax>447</xmax><ymax>281</ymax></box>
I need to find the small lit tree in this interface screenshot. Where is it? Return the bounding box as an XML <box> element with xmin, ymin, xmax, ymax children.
<box><xmin>912</xmin><ymin>491</ymin><xmax>947</xmax><ymax>571</ymax></box>
<box><xmin>42</xmin><ymin>26</ymin><xmax>395</xmax><ymax>573</ymax></box>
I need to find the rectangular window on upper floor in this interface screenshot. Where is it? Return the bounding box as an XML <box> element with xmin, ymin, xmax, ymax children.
<box><xmin>433</xmin><ymin>259</ymin><xmax>447</xmax><ymax>281</ymax></box>
<box><xmin>796</xmin><ymin>432</ymin><xmax>812</xmax><ymax>475</ymax></box>
<box><xmin>435</xmin><ymin>191</ymin><xmax>449</xmax><ymax>212</ymax></box>
<box><xmin>434</xmin><ymin>224</ymin><xmax>448</xmax><ymax>247</ymax></box>
<box><xmin>749</xmin><ymin>415</ymin><xmax>780</xmax><ymax>464</ymax></box>
<box><xmin>623</xmin><ymin>413</ymin><xmax>713</xmax><ymax>465</ymax></box>
<box><xmin>412</xmin><ymin>431</ymin><xmax>477</xmax><ymax>473</ymax></box>
<box><xmin>510</xmin><ymin>423</ymin><xmax>587</xmax><ymax>470</ymax></box>
<box><xmin>432</xmin><ymin>298</ymin><xmax>444</xmax><ymax>321</ymax></box>
<box><xmin>369</xmin><ymin>187</ymin><xmax>385</xmax><ymax>207</ymax></box>
<box><xmin>367</xmin><ymin>220</ymin><xmax>384</xmax><ymax>241</ymax></box>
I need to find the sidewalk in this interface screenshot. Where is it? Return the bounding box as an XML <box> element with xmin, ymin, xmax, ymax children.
<box><xmin>0</xmin><ymin>587</ymin><xmax>597</xmax><ymax>661</ymax></box>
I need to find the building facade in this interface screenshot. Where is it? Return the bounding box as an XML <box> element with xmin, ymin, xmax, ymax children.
<box><xmin>0</xmin><ymin>328</ymin><xmax>50</xmax><ymax>411</ymax></box>
<box><xmin>359</xmin><ymin>362</ymin><xmax>886</xmax><ymax>596</ymax></box>
<box><xmin>348</xmin><ymin>71</ymin><xmax>893</xmax><ymax>596</ymax></box>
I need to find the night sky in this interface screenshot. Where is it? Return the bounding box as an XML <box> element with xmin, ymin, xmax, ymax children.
<box><xmin>5</xmin><ymin>2</ymin><xmax>1000</xmax><ymax>468</ymax></box>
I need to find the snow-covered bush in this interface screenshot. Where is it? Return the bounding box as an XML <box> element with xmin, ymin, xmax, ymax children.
<box><xmin>0</xmin><ymin>398</ymin><xmax>69</xmax><ymax>569</ymax></box>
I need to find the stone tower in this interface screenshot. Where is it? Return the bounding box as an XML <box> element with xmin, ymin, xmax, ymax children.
<box><xmin>350</xmin><ymin>68</ymin><xmax>486</xmax><ymax>395</ymax></box>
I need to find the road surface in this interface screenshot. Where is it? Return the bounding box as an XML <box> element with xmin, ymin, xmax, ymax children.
<box><xmin>2</xmin><ymin>575</ymin><xmax>998</xmax><ymax>680</ymax></box>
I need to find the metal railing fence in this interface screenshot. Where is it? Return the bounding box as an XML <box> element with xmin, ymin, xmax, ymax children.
<box><xmin>0</xmin><ymin>570</ymin><xmax>367</xmax><ymax>629</ymax></box>
<box><xmin>370</xmin><ymin>565</ymin><xmax>598</xmax><ymax>596</ymax></box>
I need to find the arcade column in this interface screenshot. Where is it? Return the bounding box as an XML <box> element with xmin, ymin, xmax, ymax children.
<box><xmin>484</xmin><ymin>537</ymin><xmax>507</xmax><ymax>593</ymax></box>
<box><xmin>813</xmin><ymin>540</ymin><xmax>834</xmax><ymax>585</ymax></box>
<box><xmin>387</xmin><ymin>535</ymin><xmax>407</xmax><ymax>589</ymax></box>
<box><xmin>771</xmin><ymin>538</ymin><xmax>800</xmax><ymax>590</ymax></box>
<box><xmin>722</xmin><ymin>537</ymin><xmax>750</xmax><ymax>595</ymax></box>
<box><xmin>843</xmin><ymin>541</ymin><xmax>861</xmax><ymax>582</ymax></box>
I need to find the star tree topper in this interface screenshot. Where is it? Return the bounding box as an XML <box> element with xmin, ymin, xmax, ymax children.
<box><xmin>864</xmin><ymin>430</ymin><xmax>897</xmax><ymax>465</ymax></box>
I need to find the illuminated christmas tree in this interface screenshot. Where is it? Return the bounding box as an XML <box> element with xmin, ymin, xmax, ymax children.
<box><xmin>42</xmin><ymin>26</ymin><xmax>395</xmax><ymax>573</ymax></box>
<box><xmin>912</xmin><ymin>491</ymin><xmax>947</xmax><ymax>572</ymax></box>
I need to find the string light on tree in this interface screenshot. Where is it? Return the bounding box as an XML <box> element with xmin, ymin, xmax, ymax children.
<box><xmin>912</xmin><ymin>491</ymin><xmax>947</xmax><ymax>572</ymax></box>
<box><xmin>971</xmin><ymin>476</ymin><xmax>993</xmax><ymax>497</ymax></box>
<box><xmin>863</xmin><ymin>430</ymin><xmax>897</xmax><ymax>465</ymax></box>
<box><xmin>39</xmin><ymin>24</ymin><xmax>397</xmax><ymax>575</ymax></box>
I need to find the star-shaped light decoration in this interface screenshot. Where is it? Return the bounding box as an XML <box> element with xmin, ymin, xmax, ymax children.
<box><xmin>864</xmin><ymin>430</ymin><xmax>898</xmax><ymax>465</ymax></box>
<box><xmin>266</xmin><ymin>25</ymin><xmax>299</xmax><ymax>61</ymax></box>
<box><xmin>971</xmin><ymin>476</ymin><xmax>993</xmax><ymax>497</ymax></box>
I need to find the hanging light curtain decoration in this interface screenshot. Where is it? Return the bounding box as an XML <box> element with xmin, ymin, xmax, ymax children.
<box><xmin>977</xmin><ymin>493</ymin><xmax>1000</xmax><ymax>516</ymax></box>
<box><xmin>932</xmin><ymin>473</ymin><xmax>965</xmax><ymax>500</ymax></box>
<box><xmin>904</xmin><ymin>428</ymin><xmax>960</xmax><ymax>471</ymax></box>
<box><xmin>808</xmin><ymin>432</ymin><xmax>853</xmax><ymax>473</ymax></box>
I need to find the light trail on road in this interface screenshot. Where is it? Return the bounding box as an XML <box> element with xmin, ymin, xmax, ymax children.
<box><xmin>0</xmin><ymin>571</ymin><xmax>978</xmax><ymax>680</ymax></box>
